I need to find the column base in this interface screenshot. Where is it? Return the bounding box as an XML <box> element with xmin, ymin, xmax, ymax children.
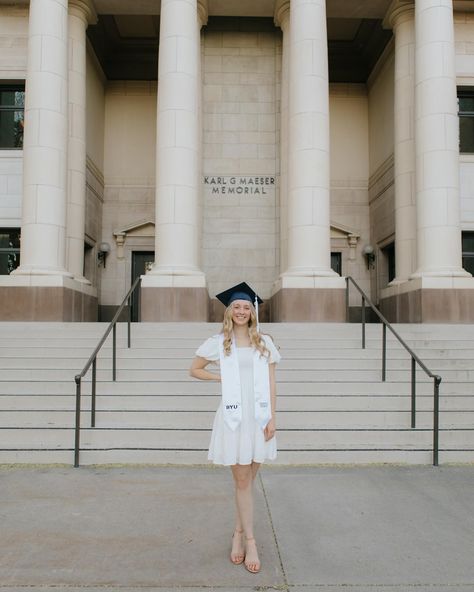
<box><xmin>380</xmin><ymin>277</ymin><xmax>474</xmax><ymax>323</ymax></box>
<box><xmin>141</xmin><ymin>287</ymin><xmax>210</xmax><ymax>321</ymax></box>
<box><xmin>0</xmin><ymin>275</ymin><xmax>98</xmax><ymax>321</ymax></box>
<box><xmin>271</xmin><ymin>281</ymin><xmax>347</xmax><ymax>322</ymax></box>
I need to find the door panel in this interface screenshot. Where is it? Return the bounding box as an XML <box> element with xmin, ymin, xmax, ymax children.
<box><xmin>131</xmin><ymin>251</ymin><xmax>154</xmax><ymax>322</ymax></box>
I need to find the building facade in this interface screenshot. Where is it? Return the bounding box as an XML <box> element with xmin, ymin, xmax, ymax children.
<box><xmin>0</xmin><ymin>0</ymin><xmax>474</xmax><ymax>322</ymax></box>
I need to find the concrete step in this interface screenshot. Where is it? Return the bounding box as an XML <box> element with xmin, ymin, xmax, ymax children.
<box><xmin>0</xmin><ymin>447</ymin><xmax>436</xmax><ymax>465</ymax></box>
<box><xmin>0</xmin><ymin>368</ymin><xmax>464</xmax><ymax>382</ymax></box>
<box><xmin>0</xmin><ymin>322</ymin><xmax>472</xmax><ymax>344</ymax></box>
<box><xmin>1</xmin><ymin>356</ymin><xmax>472</xmax><ymax>372</ymax></box>
<box><xmin>0</xmin><ymin>409</ymin><xmax>471</xmax><ymax>428</ymax></box>
<box><xmin>2</xmin><ymin>446</ymin><xmax>473</xmax><ymax>466</ymax></box>
<box><xmin>1</xmin><ymin>394</ymin><xmax>470</xmax><ymax>411</ymax></box>
<box><xmin>0</xmin><ymin>330</ymin><xmax>474</xmax><ymax>340</ymax></box>
<box><xmin>1</xmin><ymin>426</ymin><xmax>472</xmax><ymax>451</ymax></box>
<box><xmin>1</xmin><ymin>321</ymin><xmax>473</xmax><ymax>466</ymax></box>
<box><xmin>1</xmin><ymin>346</ymin><xmax>472</xmax><ymax>360</ymax></box>
<box><xmin>0</xmin><ymin>379</ymin><xmax>467</xmax><ymax>395</ymax></box>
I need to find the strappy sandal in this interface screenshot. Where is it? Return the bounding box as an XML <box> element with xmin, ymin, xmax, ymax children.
<box><xmin>244</xmin><ymin>537</ymin><xmax>261</xmax><ymax>574</ymax></box>
<box><xmin>230</xmin><ymin>529</ymin><xmax>245</xmax><ymax>565</ymax></box>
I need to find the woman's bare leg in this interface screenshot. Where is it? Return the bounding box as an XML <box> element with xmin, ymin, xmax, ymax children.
<box><xmin>231</xmin><ymin>463</ymin><xmax>261</xmax><ymax>572</ymax></box>
<box><xmin>233</xmin><ymin>461</ymin><xmax>260</xmax><ymax>531</ymax></box>
<box><xmin>251</xmin><ymin>460</ymin><xmax>261</xmax><ymax>481</ymax></box>
<box><xmin>231</xmin><ymin>508</ymin><xmax>245</xmax><ymax>564</ymax></box>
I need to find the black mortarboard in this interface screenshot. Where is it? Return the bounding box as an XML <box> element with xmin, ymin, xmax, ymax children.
<box><xmin>216</xmin><ymin>282</ymin><xmax>263</xmax><ymax>329</ymax></box>
<box><xmin>216</xmin><ymin>282</ymin><xmax>263</xmax><ymax>308</ymax></box>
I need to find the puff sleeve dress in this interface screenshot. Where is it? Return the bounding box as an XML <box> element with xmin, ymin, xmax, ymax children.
<box><xmin>195</xmin><ymin>334</ymin><xmax>281</xmax><ymax>466</ymax></box>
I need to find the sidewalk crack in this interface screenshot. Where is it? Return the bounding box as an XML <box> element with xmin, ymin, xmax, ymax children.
<box><xmin>259</xmin><ymin>471</ymin><xmax>289</xmax><ymax>592</ymax></box>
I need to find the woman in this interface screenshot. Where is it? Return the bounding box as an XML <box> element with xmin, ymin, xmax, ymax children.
<box><xmin>189</xmin><ymin>282</ymin><xmax>280</xmax><ymax>574</ymax></box>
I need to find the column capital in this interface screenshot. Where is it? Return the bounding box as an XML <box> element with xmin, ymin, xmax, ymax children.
<box><xmin>383</xmin><ymin>0</ymin><xmax>414</xmax><ymax>30</ymax></box>
<box><xmin>69</xmin><ymin>0</ymin><xmax>97</xmax><ymax>25</ymax></box>
<box><xmin>197</xmin><ymin>0</ymin><xmax>208</xmax><ymax>27</ymax></box>
<box><xmin>274</xmin><ymin>0</ymin><xmax>290</xmax><ymax>29</ymax></box>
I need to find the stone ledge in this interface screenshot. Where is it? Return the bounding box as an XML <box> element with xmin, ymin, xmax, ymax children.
<box><xmin>271</xmin><ymin>287</ymin><xmax>346</xmax><ymax>322</ymax></box>
<box><xmin>140</xmin><ymin>287</ymin><xmax>210</xmax><ymax>321</ymax></box>
<box><xmin>0</xmin><ymin>286</ymin><xmax>98</xmax><ymax>321</ymax></box>
<box><xmin>380</xmin><ymin>288</ymin><xmax>474</xmax><ymax>323</ymax></box>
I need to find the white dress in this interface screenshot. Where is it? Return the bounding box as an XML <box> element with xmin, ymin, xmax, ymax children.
<box><xmin>195</xmin><ymin>334</ymin><xmax>281</xmax><ymax>466</ymax></box>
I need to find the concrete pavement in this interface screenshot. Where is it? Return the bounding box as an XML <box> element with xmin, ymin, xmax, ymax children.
<box><xmin>1</xmin><ymin>465</ymin><xmax>474</xmax><ymax>591</ymax></box>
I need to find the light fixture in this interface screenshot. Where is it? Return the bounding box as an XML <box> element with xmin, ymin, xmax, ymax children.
<box><xmin>97</xmin><ymin>242</ymin><xmax>111</xmax><ymax>268</ymax></box>
<box><xmin>363</xmin><ymin>244</ymin><xmax>375</xmax><ymax>270</ymax></box>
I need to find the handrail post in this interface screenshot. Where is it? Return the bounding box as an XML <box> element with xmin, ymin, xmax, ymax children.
<box><xmin>433</xmin><ymin>376</ymin><xmax>441</xmax><ymax>466</ymax></box>
<box><xmin>91</xmin><ymin>358</ymin><xmax>97</xmax><ymax>428</ymax></box>
<box><xmin>128</xmin><ymin>296</ymin><xmax>131</xmax><ymax>348</ymax></box>
<box><xmin>382</xmin><ymin>323</ymin><xmax>387</xmax><ymax>382</ymax></box>
<box><xmin>113</xmin><ymin>323</ymin><xmax>117</xmax><ymax>381</ymax></box>
<box><xmin>411</xmin><ymin>357</ymin><xmax>416</xmax><ymax>428</ymax></box>
<box><xmin>361</xmin><ymin>296</ymin><xmax>366</xmax><ymax>349</ymax></box>
<box><xmin>345</xmin><ymin>277</ymin><xmax>350</xmax><ymax>322</ymax></box>
<box><xmin>74</xmin><ymin>375</ymin><xmax>82</xmax><ymax>468</ymax></box>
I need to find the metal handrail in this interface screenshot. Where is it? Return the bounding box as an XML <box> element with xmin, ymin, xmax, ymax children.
<box><xmin>73</xmin><ymin>276</ymin><xmax>142</xmax><ymax>467</ymax></box>
<box><xmin>345</xmin><ymin>276</ymin><xmax>442</xmax><ymax>466</ymax></box>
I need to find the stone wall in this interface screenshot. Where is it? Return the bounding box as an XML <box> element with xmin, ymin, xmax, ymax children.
<box><xmin>0</xmin><ymin>7</ymin><xmax>27</xmax><ymax>230</ymax></box>
<box><xmin>330</xmin><ymin>83</ymin><xmax>371</xmax><ymax>304</ymax></box>
<box><xmin>201</xmin><ymin>18</ymin><xmax>280</xmax><ymax>300</ymax></box>
<box><xmin>100</xmin><ymin>81</ymin><xmax>156</xmax><ymax>309</ymax></box>
<box><xmin>0</xmin><ymin>6</ymin><xmax>27</xmax><ymax>78</ymax></box>
<box><xmin>456</xmin><ymin>14</ymin><xmax>474</xmax><ymax>232</ymax></box>
<box><xmin>0</xmin><ymin>155</ymin><xmax>22</xmax><ymax>227</ymax></box>
<box><xmin>367</xmin><ymin>48</ymin><xmax>395</xmax><ymax>302</ymax></box>
<box><xmin>84</xmin><ymin>50</ymin><xmax>105</xmax><ymax>290</ymax></box>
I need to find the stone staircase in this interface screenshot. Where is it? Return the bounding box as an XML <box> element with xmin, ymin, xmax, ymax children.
<box><xmin>0</xmin><ymin>322</ymin><xmax>473</xmax><ymax>466</ymax></box>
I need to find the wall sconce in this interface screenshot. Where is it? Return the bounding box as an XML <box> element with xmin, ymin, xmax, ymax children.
<box><xmin>97</xmin><ymin>242</ymin><xmax>111</xmax><ymax>268</ymax></box>
<box><xmin>363</xmin><ymin>244</ymin><xmax>376</xmax><ymax>270</ymax></box>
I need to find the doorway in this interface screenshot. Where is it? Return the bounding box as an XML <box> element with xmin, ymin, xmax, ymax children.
<box><xmin>131</xmin><ymin>251</ymin><xmax>155</xmax><ymax>322</ymax></box>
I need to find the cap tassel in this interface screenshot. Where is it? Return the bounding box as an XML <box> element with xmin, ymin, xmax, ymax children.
<box><xmin>255</xmin><ymin>295</ymin><xmax>260</xmax><ymax>332</ymax></box>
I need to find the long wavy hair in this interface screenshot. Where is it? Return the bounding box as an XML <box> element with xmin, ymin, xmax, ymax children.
<box><xmin>221</xmin><ymin>301</ymin><xmax>269</xmax><ymax>358</ymax></box>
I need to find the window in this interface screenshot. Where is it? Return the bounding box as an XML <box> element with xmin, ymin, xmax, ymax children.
<box><xmin>0</xmin><ymin>228</ymin><xmax>20</xmax><ymax>275</ymax></box>
<box><xmin>462</xmin><ymin>232</ymin><xmax>474</xmax><ymax>276</ymax></box>
<box><xmin>0</xmin><ymin>85</ymin><xmax>25</xmax><ymax>149</ymax></box>
<box><xmin>331</xmin><ymin>252</ymin><xmax>342</xmax><ymax>276</ymax></box>
<box><xmin>458</xmin><ymin>90</ymin><xmax>474</xmax><ymax>154</ymax></box>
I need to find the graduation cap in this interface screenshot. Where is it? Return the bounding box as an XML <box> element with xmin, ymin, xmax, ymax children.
<box><xmin>216</xmin><ymin>282</ymin><xmax>263</xmax><ymax>330</ymax></box>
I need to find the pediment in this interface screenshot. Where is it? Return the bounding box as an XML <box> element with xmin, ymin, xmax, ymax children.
<box><xmin>114</xmin><ymin>219</ymin><xmax>155</xmax><ymax>238</ymax></box>
<box><xmin>330</xmin><ymin>222</ymin><xmax>359</xmax><ymax>240</ymax></box>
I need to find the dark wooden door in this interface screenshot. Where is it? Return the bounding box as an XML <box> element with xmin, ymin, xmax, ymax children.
<box><xmin>131</xmin><ymin>251</ymin><xmax>154</xmax><ymax>322</ymax></box>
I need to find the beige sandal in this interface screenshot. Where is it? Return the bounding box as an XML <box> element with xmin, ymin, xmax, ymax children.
<box><xmin>230</xmin><ymin>529</ymin><xmax>245</xmax><ymax>565</ymax></box>
<box><xmin>244</xmin><ymin>537</ymin><xmax>261</xmax><ymax>574</ymax></box>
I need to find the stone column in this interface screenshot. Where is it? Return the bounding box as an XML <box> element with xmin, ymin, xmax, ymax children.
<box><xmin>271</xmin><ymin>0</ymin><xmax>345</xmax><ymax>322</ymax></box>
<box><xmin>14</xmin><ymin>0</ymin><xmax>71</xmax><ymax>277</ymax></box>
<box><xmin>66</xmin><ymin>0</ymin><xmax>97</xmax><ymax>282</ymax></box>
<box><xmin>413</xmin><ymin>0</ymin><xmax>468</xmax><ymax>278</ymax></box>
<box><xmin>141</xmin><ymin>0</ymin><xmax>209</xmax><ymax>321</ymax></box>
<box><xmin>389</xmin><ymin>4</ymin><xmax>417</xmax><ymax>283</ymax></box>
<box><xmin>380</xmin><ymin>0</ymin><xmax>474</xmax><ymax>323</ymax></box>
<box><xmin>284</xmin><ymin>0</ymin><xmax>336</xmax><ymax>278</ymax></box>
<box><xmin>275</xmin><ymin>0</ymin><xmax>290</xmax><ymax>276</ymax></box>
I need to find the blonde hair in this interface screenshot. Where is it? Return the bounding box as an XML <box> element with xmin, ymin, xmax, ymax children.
<box><xmin>221</xmin><ymin>301</ymin><xmax>269</xmax><ymax>358</ymax></box>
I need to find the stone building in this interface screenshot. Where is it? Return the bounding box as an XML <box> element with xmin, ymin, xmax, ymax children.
<box><xmin>0</xmin><ymin>0</ymin><xmax>473</xmax><ymax>322</ymax></box>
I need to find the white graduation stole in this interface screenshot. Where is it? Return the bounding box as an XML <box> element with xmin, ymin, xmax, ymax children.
<box><xmin>219</xmin><ymin>334</ymin><xmax>272</xmax><ymax>431</ymax></box>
